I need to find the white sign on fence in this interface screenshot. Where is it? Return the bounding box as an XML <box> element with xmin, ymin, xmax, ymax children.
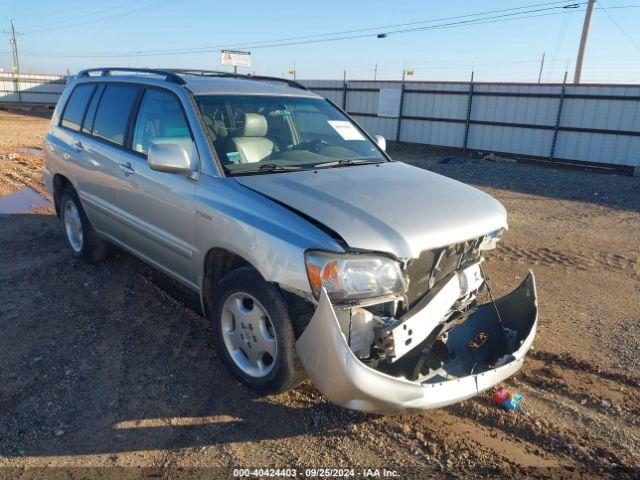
<box><xmin>220</xmin><ymin>50</ymin><xmax>252</xmax><ymax>68</ymax></box>
<box><xmin>377</xmin><ymin>86</ymin><xmax>402</xmax><ymax>117</ymax></box>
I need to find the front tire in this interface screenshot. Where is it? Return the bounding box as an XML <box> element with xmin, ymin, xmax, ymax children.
<box><xmin>210</xmin><ymin>267</ymin><xmax>305</xmax><ymax>394</ymax></box>
<box><xmin>59</xmin><ymin>188</ymin><xmax>109</xmax><ymax>262</ymax></box>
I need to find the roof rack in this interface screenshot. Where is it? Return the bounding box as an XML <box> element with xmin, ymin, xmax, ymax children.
<box><xmin>76</xmin><ymin>67</ymin><xmax>187</xmax><ymax>85</ymax></box>
<box><xmin>76</xmin><ymin>67</ymin><xmax>308</xmax><ymax>91</ymax></box>
<box><xmin>164</xmin><ymin>68</ymin><xmax>308</xmax><ymax>90</ymax></box>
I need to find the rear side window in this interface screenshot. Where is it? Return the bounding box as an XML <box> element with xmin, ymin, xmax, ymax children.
<box><xmin>82</xmin><ymin>84</ymin><xmax>105</xmax><ymax>134</ymax></box>
<box><xmin>132</xmin><ymin>89</ymin><xmax>193</xmax><ymax>158</ymax></box>
<box><xmin>92</xmin><ymin>85</ymin><xmax>140</xmax><ymax>146</ymax></box>
<box><xmin>60</xmin><ymin>84</ymin><xmax>95</xmax><ymax>131</ymax></box>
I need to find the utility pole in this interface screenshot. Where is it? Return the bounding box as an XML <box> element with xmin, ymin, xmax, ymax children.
<box><xmin>395</xmin><ymin>69</ymin><xmax>407</xmax><ymax>142</ymax></box>
<box><xmin>374</xmin><ymin>63</ymin><xmax>377</xmax><ymax>81</ymax></box>
<box><xmin>537</xmin><ymin>52</ymin><xmax>545</xmax><ymax>83</ymax></box>
<box><xmin>289</xmin><ymin>61</ymin><xmax>296</xmax><ymax>81</ymax></box>
<box><xmin>4</xmin><ymin>20</ymin><xmax>23</xmax><ymax>103</ymax></box>
<box><xmin>573</xmin><ymin>0</ymin><xmax>595</xmax><ymax>84</ymax></box>
<box><xmin>4</xmin><ymin>20</ymin><xmax>22</xmax><ymax>74</ymax></box>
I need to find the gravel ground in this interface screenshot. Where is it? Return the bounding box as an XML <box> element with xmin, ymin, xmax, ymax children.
<box><xmin>0</xmin><ymin>109</ymin><xmax>639</xmax><ymax>479</ymax></box>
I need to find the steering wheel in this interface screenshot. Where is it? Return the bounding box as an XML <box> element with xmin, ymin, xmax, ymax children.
<box><xmin>212</xmin><ymin>107</ymin><xmax>246</xmax><ymax>134</ymax></box>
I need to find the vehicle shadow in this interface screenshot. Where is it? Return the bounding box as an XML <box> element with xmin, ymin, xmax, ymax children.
<box><xmin>391</xmin><ymin>148</ymin><xmax>640</xmax><ymax>213</ymax></box>
<box><xmin>0</xmin><ymin>212</ymin><xmax>370</xmax><ymax>459</ymax></box>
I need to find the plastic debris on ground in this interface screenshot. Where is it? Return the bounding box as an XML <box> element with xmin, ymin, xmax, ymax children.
<box><xmin>491</xmin><ymin>386</ymin><xmax>523</xmax><ymax>412</ymax></box>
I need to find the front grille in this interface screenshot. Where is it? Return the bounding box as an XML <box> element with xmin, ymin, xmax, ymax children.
<box><xmin>404</xmin><ymin>237</ymin><xmax>483</xmax><ymax>309</ymax></box>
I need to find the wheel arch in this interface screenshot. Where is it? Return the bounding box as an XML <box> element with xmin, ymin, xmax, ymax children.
<box><xmin>52</xmin><ymin>173</ymin><xmax>74</xmax><ymax>218</ymax></box>
<box><xmin>200</xmin><ymin>247</ymin><xmax>259</xmax><ymax>319</ymax></box>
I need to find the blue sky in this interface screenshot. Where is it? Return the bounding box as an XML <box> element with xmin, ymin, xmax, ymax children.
<box><xmin>2</xmin><ymin>0</ymin><xmax>640</xmax><ymax>83</ymax></box>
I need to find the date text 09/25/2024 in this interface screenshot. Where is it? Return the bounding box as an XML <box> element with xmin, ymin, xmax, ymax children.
<box><xmin>232</xmin><ymin>468</ymin><xmax>400</xmax><ymax>478</ymax></box>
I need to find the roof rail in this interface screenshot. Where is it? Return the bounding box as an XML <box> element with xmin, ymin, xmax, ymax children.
<box><xmin>164</xmin><ymin>68</ymin><xmax>308</xmax><ymax>90</ymax></box>
<box><xmin>76</xmin><ymin>67</ymin><xmax>187</xmax><ymax>85</ymax></box>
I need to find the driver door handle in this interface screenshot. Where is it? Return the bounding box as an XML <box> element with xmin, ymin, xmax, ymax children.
<box><xmin>118</xmin><ymin>162</ymin><xmax>135</xmax><ymax>176</ymax></box>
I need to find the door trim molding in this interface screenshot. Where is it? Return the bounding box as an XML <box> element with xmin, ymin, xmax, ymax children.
<box><xmin>80</xmin><ymin>191</ymin><xmax>193</xmax><ymax>260</ymax></box>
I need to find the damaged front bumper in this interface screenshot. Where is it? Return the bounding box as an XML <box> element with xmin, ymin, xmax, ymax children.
<box><xmin>295</xmin><ymin>271</ymin><xmax>537</xmax><ymax>413</ymax></box>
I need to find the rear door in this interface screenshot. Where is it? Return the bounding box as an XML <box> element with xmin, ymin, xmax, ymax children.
<box><xmin>119</xmin><ymin>87</ymin><xmax>197</xmax><ymax>288</ymax></box>
<box><xmin>73</xmin><ymin>83</ymin><xmax>142</xmax><ymax>244</ymax></box>
<box><xmin>50</xmin><ymin>83</ymin><xmax>95</xmax><ymax>188</ymax></box>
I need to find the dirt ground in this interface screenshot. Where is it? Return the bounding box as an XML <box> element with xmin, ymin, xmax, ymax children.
<box><xmin>0</xmin><ymin>108</ymin><xmax>638</xmax><ymax>479</ymax></box>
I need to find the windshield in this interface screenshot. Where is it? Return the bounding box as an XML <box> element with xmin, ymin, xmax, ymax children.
<box><xmin>195</xmin><ymin>95</ymin><xmax>387</xmax><ymax>175</ymax></box>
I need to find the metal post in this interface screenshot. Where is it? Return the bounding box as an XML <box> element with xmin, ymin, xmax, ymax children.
<box><xmin>395</xmin><ymin>69</ymin><xmax>406</xmax><ymax>143</ymax></box>
<box><xmin>462</xmin><ymin>71</ymin><xmax>474</xmax><ymax>151</ymax></box>
<box><xmin>342</xmin><ymin>70</ymin><xmax>347</xmax><ymax>109</ymax></box>
<box><xmin>550</xmin><ymin>71</ymin><xmax>568</xmax><ymax>159</ymax></box>
<box><xmin>374</xmin><ymin>64</ymin><xmax>377</xmax><ymax>81</ymax></box>
<box><xmin>538</xmin><ymin>52</ymin><xmax>545</xmax><ymax>83</ymax></box>
<box><xmin>573</xmin><ymin>0</ymin><xmax>595</xmax><ymax>84</ymax></box>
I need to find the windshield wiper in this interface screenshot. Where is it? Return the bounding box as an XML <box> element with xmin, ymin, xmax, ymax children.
<box><xmin>312</xmin><ymin>158</ymin><xmax>383</xmax><ymax>169</ymax></box>
<box><xmin>231</xmin><ymin>163</ymin><xmax>303</xmax><ymax>175</ymax></box>
<box><xmin>259</xmin><ymin>163</ymin><xmax>301</xmax><ymax>171</ymax></box>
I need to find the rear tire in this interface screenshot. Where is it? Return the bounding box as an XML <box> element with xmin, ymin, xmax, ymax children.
<box><xmin>210</xmin><ymin>266</ymin><xmax>306</xmax><ymax>394</ymax></box>
<box><xmin>60</xmin><ymin>187</ymin><xmax>110</xmax><ymax>262</ymax></box>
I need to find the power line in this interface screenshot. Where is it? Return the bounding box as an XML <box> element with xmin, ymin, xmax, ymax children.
<box><xmin>23</xmin><ymin>0</ymin><xmax>183</xmax><ymax>34</ymax></box>
<box><xmin>547</xmin><ymin>4</ymin><xmax>573</xmax><ymax>81</ymax></box>
<box><xmin>3</xmin><ymin>0</ymin><xmax>143</xmax><ymax>23</ymax></box>
<box><xmin>370</xmin><ymin>4</ymin><xmax>583</xmax><ymax>37</ymax></box>
<box><xmin>597</xmin><ymin>0</ymin><xmax>640</xmax><ymax>53</ymax></box>
<box><xmin>20</xmin><ymin>2</ymin><xmax>588</xmax><ymax>58</ymax></box>
<box><xmin>150</xmin><ymin>0</ymin><xmax>580</xmax><ymax>55</ymax></box>
<box><xmin>19</xmin><ymin>1</ymin><xmax>587</xmax><ymax>56</ymax></box>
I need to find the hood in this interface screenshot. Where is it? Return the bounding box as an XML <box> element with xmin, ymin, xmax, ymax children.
<box><xmin>234</xmin><ymin>162</ymin><xmax>507</xmax><ymax>259</ymax></box>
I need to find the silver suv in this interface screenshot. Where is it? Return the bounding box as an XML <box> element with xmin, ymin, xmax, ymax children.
<box><xmin>44</xmin><ymin>68</ymin><xmax>537</xmax><ymax>413</ymax></box>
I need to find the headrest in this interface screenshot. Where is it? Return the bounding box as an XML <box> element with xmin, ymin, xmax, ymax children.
<box><xmin>242</xmin><ymin>113</ymin><xmax>268</xmax><ymax>137</ymax></box>
<box><xmin>202</xmin><ymin>113</ymin><xmax>228</xmax><ymax>139</ymax></box>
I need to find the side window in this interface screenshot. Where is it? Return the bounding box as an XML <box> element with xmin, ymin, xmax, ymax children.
<box><xmin>82</xmin><ymin>84</ymin><xmax>105</xmax><ymax>134</ymax></box>
<box><xmin>132</xmin><ymin>89</ymin><xmax>193</xmax><ymax>159</ymax></box>
<box><xmin>92</xmin><ymin>85</ymin><xmax>140</xmax><ymax>146</ymax></box>
<box><xmin>60</xmin><ymin>84</ymin><xmax>95</xmax><ymax>131</ymax></box>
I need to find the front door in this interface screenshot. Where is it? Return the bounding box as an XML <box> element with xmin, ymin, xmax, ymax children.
<box><xmin>119</xmin><ymin>87</ymin><xmax>197</xmax><ymax>288</ymax></box>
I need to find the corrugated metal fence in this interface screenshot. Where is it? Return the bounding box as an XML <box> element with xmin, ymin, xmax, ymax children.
<box><xmin>1</xmin><ymin>73</ymin><xmax>638</xmax><ymax>170</ymax></box>
<box><xmin>0</xmin><ymin>72</ymin><xmax>67</xmax><ymax>106</ymax></box>
<box><xmin>301</xmin><ymin>79</ymin><xmax>640</xmax><ymax>170</ymax></box>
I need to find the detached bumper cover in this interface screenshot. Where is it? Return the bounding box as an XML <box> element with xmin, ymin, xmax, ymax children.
<box><xmin>295</xmin><ymin>271</ymin><xmax>537</xmax><ymax>413</ymax></box>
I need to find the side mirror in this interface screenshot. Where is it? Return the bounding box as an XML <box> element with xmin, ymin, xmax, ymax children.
<box><xmin>148</xmin><ymin>143</ymin><xmax>191</xmax><ymax>175</ymax></box>
<box><xmin>374</xmin><ymin>134</ymin><xmax>386</xmax><ymax>152</ymax></box>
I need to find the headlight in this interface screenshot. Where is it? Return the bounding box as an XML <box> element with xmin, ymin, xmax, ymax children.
<box><xmin>305</xmin><ymin>250</ymin><xmax>407</xmax><ymax>302</ymax></box>
<box><xmin>480</xmin><ymin>228</ymin><xmax>504</xmax><ymax>251</ymax></box>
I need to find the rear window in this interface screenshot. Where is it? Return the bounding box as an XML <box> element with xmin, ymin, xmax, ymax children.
<box><xmin>92</xmin><ymin>85</ymin><xmax>140</xmax><ymax>146</ymax></box>
<box><xmin>60</xmin><ymin>84</ymin><xmax>95</xmax><ymax>131</ymax></box>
